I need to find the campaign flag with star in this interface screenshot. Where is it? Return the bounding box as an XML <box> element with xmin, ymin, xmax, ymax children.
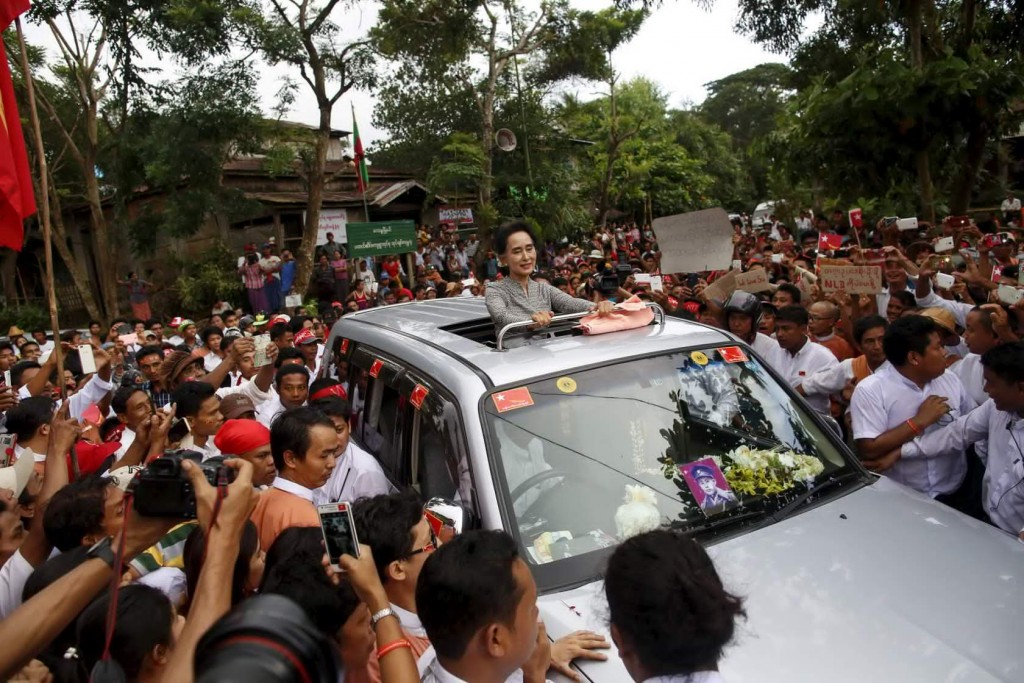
<box><xmin>351</xmin><ymin>104</ymin><xmax>369</xmax><ymax>194</ymax></box>
<box><xmin>0</xmin><ymin>0</ymin><xmax>35</xmax><ymax>251</ymax></box>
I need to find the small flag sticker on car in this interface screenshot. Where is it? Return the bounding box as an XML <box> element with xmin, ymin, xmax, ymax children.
<box><xmin>340</xmin><ymin>338</ymin><xmax>350</xmax><ymax>354</ymax></box>
<box><xmin>718</xmin><ymin>346</ymin><xmax>748</xmax><ymax>363</ymax></box>
<box><xmin>492</xmin><ymin>387</ymin><xmax>534</xmax><ymax>413</ymax></box>
<box><xmin>410</xmin><ymin>384</ymin><xmax>429</xmax><ymax>409</ymax></box>
<box><xmin>369</xmin><ymin>359</ymin><xmax>383</xmax><ymax>378</ymax></box>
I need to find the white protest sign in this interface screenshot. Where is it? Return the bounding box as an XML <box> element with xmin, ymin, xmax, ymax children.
<box><xmin>652</xmin><ymin>208</ymin><xmax>734</xmax><ymax>274</ymax></box>
<box><xmin>316</xmin><ymin>209</ymin><xmax>348</xmax><ymax>245</ymax></box>
<box><xmin>438</xmin><ymin>206</ymin><xmax>474</xmax><ymax>224</ymax></box>
<box><xmin>820</xmin><ymin>265</ymin><xmax>884</xmax><ymax>295</ymax></box>
<box><xmin>735</xmin><ymin>269</ymin><xmax>772</xmax><ymax>293</ymax></box>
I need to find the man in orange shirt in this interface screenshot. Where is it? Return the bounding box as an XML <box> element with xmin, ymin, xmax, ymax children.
<box><xmin>250</xmin><ymin>406</ymin><xmax>338</xmax><ymax>551</ymax></box>
<box><xmin>808</xmin><ymin>301</ymin><xmax>855</xmax><ymax>361</ymax></box>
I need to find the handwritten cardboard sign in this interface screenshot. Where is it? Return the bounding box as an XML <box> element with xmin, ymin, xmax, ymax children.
<box><xmin>819</xmin><ymin>265</ymin><xmax>883</xmax><ymax>295</ymax></box>
<box><xmin>652</xmin><ymin>208</ymin><xmax>734</xmax><ymax>274</ymax></box>
<box><xmin>735</xmin><ymin>268</ymin><xmax>772</xmax><ymax>293</ymax></box>
<box><xmin>702</xmin><ymin>270</ymin><xmax>737</xmax><ymax>307</ymax></box>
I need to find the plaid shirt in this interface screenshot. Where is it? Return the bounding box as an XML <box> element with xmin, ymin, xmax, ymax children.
<box><xmin>146</xmin><ymin>381</ymin><xmax>173</xmax><ymax>409</ymax></box>
<box><xmin>241</xmin><ymin>262</ymin><xmax>265</xmax><ymax>290</ymax></box>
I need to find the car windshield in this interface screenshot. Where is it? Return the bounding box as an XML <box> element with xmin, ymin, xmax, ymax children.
<box><xmin>482</xmin><ymin>344</ymin><xmax>861</xmax><ymax>585</ymax></box>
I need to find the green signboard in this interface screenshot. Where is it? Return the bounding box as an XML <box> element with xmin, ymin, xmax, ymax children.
<box><xmin>346</xmin><ymin>220</ymin><xmax>417</xmax><ymax>257</ymax></box>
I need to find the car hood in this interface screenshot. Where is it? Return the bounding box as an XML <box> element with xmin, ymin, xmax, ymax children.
<box><xmin>538</xmin><ymin>477</ymin><xmax>1024</xmax><ymax>682</ymax></box>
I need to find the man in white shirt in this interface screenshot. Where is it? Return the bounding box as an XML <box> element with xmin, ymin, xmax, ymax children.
<box><xmin>901</xmin><ymin>344</ymin><xmax>1024</xmax><ymax>533</ymax></box>
<box><xmin>950</xmin><ymin>306</ymin><xmax>1005</xmax><ymax>407</ymax></box>
<box><xmin>850</xmin><ymin>316</ymin><xmax>977</xmax><ymax>507</ymax></box>
<box><xmin>29</xmin><ymin>330</ymin><xmax>54</xmax><ymax>358</ymax></box>
<box><xmin>721</xmin><ymin>291</ymin><xmax>784</xmax><ymax>371</ymax></box>
<box><xmin>312</xmin><ymin>394</ymin><xmax>393</xmax><ymax>504</ymax></box>
<box><xmin>799</xmin><ymin>315</ymin><xmax>889</xmax><ymax>406</ymax></box>
<box><xmin>417</xmin><ymin>530</ymin><xmax>550</xmax><ymax>683</ymax></box>
<box><xmin>1001</xmin><ymin>193</ymin><xmax>1021</xmax><ymax>225</ymax></box>
<box><xmin>110</xmin><ymin>386</ymin><xmax>155</xmax><ymax>458</ymax></box>
<box><xmin>773</xmin><ymin>306</ymin><xmax>839</xmax><ymax>414</ymax></box>
<box><xmin>171</xmin><ymin>382</ymin><xmax>224</xmax><ymax>460</ymax></box>
<box><xmin>257</xmin><ymin>365</ymin><xmax>309</xmax><ymax>429</ymax></box>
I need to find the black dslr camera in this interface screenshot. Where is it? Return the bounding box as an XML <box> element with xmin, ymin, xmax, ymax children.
<box><xmin>131</xmin><ymin>450</ymin><xmax>236</xmax><ymax>518</ymax></box>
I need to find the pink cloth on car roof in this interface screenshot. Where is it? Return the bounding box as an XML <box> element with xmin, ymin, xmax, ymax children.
<box><xmin>578</xmin><ymin>296</ymin><xmax>654</xmax><ymax>335</ymax></box>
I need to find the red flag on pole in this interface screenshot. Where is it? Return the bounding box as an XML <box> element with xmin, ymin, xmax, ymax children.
<box><xmin>351</xmin><ymin>103</ymin><xmax>369</xmax><ymax>194</ymax></box>
<box><xmin>0</xmin><ymin>0</ymin><xmax>35</xmax><ymax>252</ymax></box>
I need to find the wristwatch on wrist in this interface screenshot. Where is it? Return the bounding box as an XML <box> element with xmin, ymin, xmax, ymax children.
<box><xmin>87</xmin><ymin>536</ymin><xmax>116</xmax><ymax>568</ymax></box>
<box><xmin>370</xmin><ymin>607</ymin><xmax>395</xmax><ymax>630</ymax></box>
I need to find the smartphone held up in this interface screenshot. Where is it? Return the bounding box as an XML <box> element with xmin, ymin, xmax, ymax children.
<box><xmin>319</xmin><ymin>502</ymin><xmax>360</xmax><ymax>570</ymax></box>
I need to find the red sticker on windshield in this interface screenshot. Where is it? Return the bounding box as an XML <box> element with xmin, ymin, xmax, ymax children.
<box><xmin>718</xmin><ymin>346</ymin><xmax>748</xmax><ymax>363</ymax></box>
<box><xmin>369</xmin><ymin>359</ymin><xmax>383</xmax><ymax>378</ymax></box>
<box><xmin>492</xmin><ymin>387</ymin><xmax>534</xmax><ymax>413</ymax></box>
<box><xmin>339</xmin><ymin>338</ymin><xmax>350</xmax><ymax>354</ymax></box>
<box><xmin>410</xmin><ymin>384</ymin><xmax>429</xmax><ymax>409</ymax></box>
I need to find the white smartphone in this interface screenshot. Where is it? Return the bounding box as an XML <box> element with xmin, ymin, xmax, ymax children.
<box><xmin>318</xmin><ymin>502</ymin><xmax>360</xmax><ymax>569</ymax></box>
<box><xmin>997</xmin><ymin>285</ymin><xmax>1023</xmax><ymax>305</ymax></box>
<box><xmin>252</xmin><ymin>334</ymin><xmax>272</xmax><ymax>368</ymax></box>
<box><xmin>934</xmin><ymin>236</ymin><xmax>954</xmax><ymax>253</ymax></box>
<box><xmin>934</xmin><ymin>272</ymin><xmax>955</xmax><ymax>290</ymax></box>
<box><xmin>78</xmin><ymin>344</ymin><xmax>97</xmax><ymax>374</ymax></box>
<box><xmin>897</xmin><ymin>217</ymin><xmax>919</xmax><ymax>231</ymax></box>
<box><xmin>771</xmin><ymin>253</ymin><xmax>784</xmax><ymax>263</ymax></box>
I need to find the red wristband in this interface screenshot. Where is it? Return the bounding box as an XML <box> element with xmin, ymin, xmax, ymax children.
<box><xmin>906</xmin><ymin>418</ymin><xmax>921</xmax><ymax>436</ymax></box>
<box><xmin>376</xmin><ymin>639</ymin><xmax>411</xmax><ymax>659</ymax></box>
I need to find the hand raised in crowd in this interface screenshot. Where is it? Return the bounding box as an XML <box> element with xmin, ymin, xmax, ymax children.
<box><xmin>47</xmin><ymin>400</ymin><xmax>81</xmax><ymax>457</ymax></box>
<box><xmin>229</xmin><ymin>336</ymin><xmax>255</xmax><ymax>363</ymax></box>
<box><xmin>0</xmin><ymin>385</ymin><xmax>17</xmax><ymax>413</ymax></box>
<box><xmin>8</xmin><ymin>659</ymin><xmax>51</xmax><ymax>683</ymax></box>
<box><xmin>333</xmin><ymin>544</ymin><xmax>390</xmax><ymax>611</ymax></box>
<box><xmin>549</xmin><ymin>630</ymin><xmax>610</xmax><ymax>682</ymax></box>
<box><xmin>913</xmin><ymin>395</ymin><xmax>951</xmax><ymax>428</ymax></box>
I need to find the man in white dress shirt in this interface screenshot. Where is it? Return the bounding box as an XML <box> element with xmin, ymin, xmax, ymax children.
<box><xmin>257</xmin><ymin>365</ymin><xmax>310</xmax><ymax>428</ymax></box>
<box><xmin>773</xmin><ymin>306</ymin><xmax>839</xmax><ymax>414</ymax></box>
<box><xmin>901</xmin><ymin>344</ymin><xmax>1024</xmax><ymax>533</ymax></box>
<box><xmin>417</xmin><ymin>530</ymin><xmax>550</xmax><ymax>683</ymax></box>
<box><xmin>312</xmin><ymin>394</ymin><xmax>394</xmax><ymax>505</ymax></box>
<box><xmin>850</xmin><ymin>316</ymin><xmax>977</xmax><ymax>510</ymax></box>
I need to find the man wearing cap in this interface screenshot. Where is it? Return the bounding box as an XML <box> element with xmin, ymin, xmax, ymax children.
<box><xmin>215</xmin><ymin>419</ymin><xmax>276</xmax><ymax>487</ymax></box>
<box><xmin>294</xmin><ymin>327</ymin><xmax>323</xmax><ymax>376</ymax></box>
<box><xmin>220</xmin><ymin>393</ymin><xmax>257</xmax><ymax>421</ymax></box>
<box><xmin>260</xmin><ymin>242</ymin><xmax>283</xmax><ymax>313</ymax></box>
<box><xmin>160</xmin><ymin>336</ymin><xmax>277</xmax><ymax>409</ymax></box>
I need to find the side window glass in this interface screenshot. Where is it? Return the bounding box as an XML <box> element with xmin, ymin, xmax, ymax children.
<box><xmin>348</xmin><ymin>346</ymin><xmax>406</xmax><ymax>481</ymax></box>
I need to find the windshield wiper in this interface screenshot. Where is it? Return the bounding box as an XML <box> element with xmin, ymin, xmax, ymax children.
<box><xmin>755</xmin><ymin>470</ymin><xmax>863</xmax><ymax>530</ymax></box>
<box><xmin>664</xmin><ymin>508</ymin><xmax>767</xmax><ymax>537</ymax></box>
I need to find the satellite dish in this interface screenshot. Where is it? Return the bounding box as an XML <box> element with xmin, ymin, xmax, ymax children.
<box><xmin>495</xmin><ymin>128</ymin><xmax>517</xmax><ymax>152</ymax></box>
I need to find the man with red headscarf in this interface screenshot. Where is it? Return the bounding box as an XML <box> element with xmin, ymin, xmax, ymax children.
<box><xmin>214</xmin><ymin>419</ymin><xmax>276</xmax><ymax>487</ymax></box>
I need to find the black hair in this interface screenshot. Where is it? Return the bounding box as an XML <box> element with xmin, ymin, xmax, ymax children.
<box><xmin>88</xmin><ymin>320</ymin><xmax>102</xmax><ymax>328</ymax></box>
<box><xmin>269</xmin><ymin>406</ymin><xmax>334</xmax><ymax>470</ymax></box>
<box><xmin>0</xmin><ymin>340</ymin><xmax>13</xmax><ymax>353</ymax></box>
<box><xmin>981</xmin><ymin>342</ymin><xmax>1024</xmax><ymax>384</ymax></box>
<box><xmin>269</xmin><ymin>323</ymin><xmax>291</xmax><ymax>342</ymax></box>
<box><xmin>60</xmin><ymin>330</ymin><xmax>79</xmax><ymax>343</ymax></box>
<box><xmin>274</xmin><ymin>364</ymin><xmax>310</xmax><ymax>390</ymax></box>
<box><xmin>100</xmin><ymin>416</ymin><xmax>124</xmax><ymax>441</ymax></box>
<box><xmin>352</xmin><ymin>491</ymin><xmax>424</xmax><ymax>582</ymax></box>
<box><xmin>261</xmin><ymin>527</ymin><xmax>325</xmax><ymax>583</ymax></box>
<box><xmin>111</xmin><ymin>385</ymin><xmax>147</xmax><ymax>416</ymax></box>
<box><xmin>171</xmin><ymin>381</ymin><xmax>218</xmax><ymax>419</ymax></box>
<box><xmin>5</xmin><ymin>396</ymin><xmax>56</xmax><ymax>441</ymax></box>
<box><xmin>890</xmin><ymin>290</ymin><xmax>917</xmax><ymax>310</ymax></box>
<box><xmin>605</xmin><ymin>529</ymin><xmax>745</xmax><ymax>677</ymax></box>
<box><xmin>201</xmin><ymin>326</ymin><xmax>222</xmax><ymax>345</ymax></box>
<box><xmin>883</xmin><ymin>315</ymin><xmax>938</xmax><ymax>366</ymax></box>
<box><xmin>310</xmin><ymin>396</ymin><xmax>351</xmax><ymax>421</ymax></box>
<box><xmin>274</xmin><ymin>347</ymin><xmax>305</xmax><ymax>368</ymax></box>
<box><xmin>289</xmin><ymin>316</ymin><xmax>311</xmax><ymax>334</ymax></box>
<box><xmin>494</xmin><ymin>220</ymin><xmax>538</xmax><ymax>256</ymax></box>
<box><xmin>184</xmin><ymin>521</ymin><xmax>259</xmax><ymax>612</ymax></box>
<box><xmin>775</xmin><ymin>282</ymin><xmax>802</xmax><ymax>304</ymax></box>
<box><xmin>135</xmin><ymin>344</ymin><xmax>163</xmax><ymax>365</ymax></box>
<box><xmin>19</xmin><ymin>341</ymin><xmax>39</xmax><ymax>353</ymax></box>
<box><xmin>775</xmin><ymin>304</ymin><xmax>808</xmax><ymax>327</ymax></box>
<box><xmin>43</xmin><ymin>476</ymin><xmax>113</xmax><ymax>551</ymax></box>
<box><xmin>76</xmin><ymin>584</ymin><xmax>174</xmax><ymax>680</ymax></box>
<box><xmin>416</xmin><ymin>530</ymin><xmax>523</xmax><ymax>660</ymax></box>
<box><xmin>853</xmin><ymin>315</ymin><xmax>889</xmax><ymax>344</ymax></box>
<box><xmin>308</xmin><ymin>377</ymin><xmax>341</xmax><ymax>396</ymax></box>
<box><xmin>144</xmin><ymin>318</ymin><xmax>160</xmax><ymax>328</ymax></box>
<box><xmin>220</xmin><ymin>335</ymin><xmax>241</xmax><ymax>355</ymax></box>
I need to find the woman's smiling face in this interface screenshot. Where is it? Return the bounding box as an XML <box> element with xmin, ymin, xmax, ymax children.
<box><xmin>503</xmin><ymin>230</ymin><xmax>536</xmax><ymax>278</ymax></box>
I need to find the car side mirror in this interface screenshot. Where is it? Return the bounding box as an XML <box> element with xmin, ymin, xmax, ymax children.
<box><xmin>821</xmin><ymin>415</ymin><xmax>842</xmax><ymax>439</ymax></box>
<box><xmin>424</xmin><ymin>498</ymin><xmax>465</xmax><ymax>544</ymax></box>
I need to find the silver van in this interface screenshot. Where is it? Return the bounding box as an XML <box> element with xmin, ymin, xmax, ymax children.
<box><xmin>323</xmin><ymin>298</ymin><xmax>1024</xmax><ymax>682</ymax></box>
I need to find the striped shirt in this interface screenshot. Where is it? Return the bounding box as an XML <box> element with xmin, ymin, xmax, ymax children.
<box><xmin>484</xmin><ymin>276</ymin><xmax>594</xmax><ymax>330</ymax></box>
<box><xmin>130</xmin><ymin>521</ymin><xmax>198</xmax><ymax>576</ymax></box>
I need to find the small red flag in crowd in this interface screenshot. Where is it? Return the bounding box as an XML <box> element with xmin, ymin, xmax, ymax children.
<box><xmin>0</xmin><ymin>0</ymin><xmax>35</xmax><ymax>252</ymax></box>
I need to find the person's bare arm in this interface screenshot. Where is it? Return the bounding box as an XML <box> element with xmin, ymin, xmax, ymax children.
<box><xmin>107</xmin><ymin>414</ymin><xmax>155</xmax><ymax>472</ymax></box>
<box><xmin>19</xmin><ymin>403</ymin><xmax>80</xmax><ymax>567</ymax></box>
<box><xmin>160</xmin><ymin>458</ymin><xmax>259</xmax><ymax>683</ymax></box>
<box><xmin>202</xmin><ymin>338</ymin><xmax>251</xmax><ymax>389</ymax></box>
<box><xmin>855</xmin><ymin>395</ymin><xmax>950</xmax><ymax>460</ymax></box>
<box><xmin>252</xmin><ymin>342</ymin><xmax>278</xmax><ymax>392</ymax></box>
<box><xmin>0</xmin><ymin>513</ymin><xmax>175</xmax><ymax>679</ymax></box>
<box><xmin>23</xmin><ymin>351</ymin><xmax>58</xmax><ymax>398</ymax></box>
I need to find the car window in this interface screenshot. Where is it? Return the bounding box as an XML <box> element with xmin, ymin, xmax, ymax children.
<box><xmin>482</xmin><ymin>346</ymin><xmax>859</xmax><ymax>576</ymax></box>
<box><xmin>406</xmin><ymin>384</ymin><xmax>475</xmax><ymax>511</ymax></box>
<box><xmin>348</xmin><ymin>346</ymin><xmax>406</xmax><ymax>482</ymax></box>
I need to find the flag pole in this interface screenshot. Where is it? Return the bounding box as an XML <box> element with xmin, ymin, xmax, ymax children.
<box><xmin>15</xmin><ymin>20</ymin><xmax>71</xmax><ymax>408</ymax></box>
<box><xmin>352</xmin><ymin>103</ymin><xmax>370</xmax><ymax>222</ymax></box>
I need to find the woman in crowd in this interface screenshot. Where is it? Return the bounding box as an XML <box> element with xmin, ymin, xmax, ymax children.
<box><xmin>331</xmin><ymin>248</ymin><xmax>350</xmax><ymax>304</ymax></box>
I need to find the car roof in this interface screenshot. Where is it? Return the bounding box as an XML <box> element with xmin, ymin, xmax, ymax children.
<box><xmin>337</xmin><ymin>298</ymin><xmax>734</xmax><ymax>388</ymax></box>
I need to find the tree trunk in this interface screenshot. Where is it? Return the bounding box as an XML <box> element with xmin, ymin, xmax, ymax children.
<box><xmin>293</xmin><ymin>102</ymin><xmax>332</xmax><ymax>300</ymax></box>
<box><xmin>949</xmin><ymin>117</ymin><xmax>988</xmax><ymax>215</ymax></box>
<box><xmin>82</xmin><ymin>153</ymin><xmax>117</xmax><ymax>322</ymax></box>
<box><xmin>480</xmin><ymin>87</ymin><xmax>496</xmax><ymax>206</ymax></box>
<box><xmin>907</xmin><ymin>0</ymin><xmax>935</xmax><ymax>223</ymax></box>
<box><xmin>48</xmin><ymin>181</ymin><xmax>103</xmax><ymax>322</ymax></box>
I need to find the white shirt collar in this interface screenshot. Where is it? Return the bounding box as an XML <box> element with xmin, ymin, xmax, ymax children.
<box><xmin>392</xmin><ymin>602</ymin><xmax>426</xmax><ymax>637</ymax></box>
<box><xmin>425</xmin><ymin>659</ymin><xmax>469</xmax><ymax>683</ymax></box>
<box><xmin>271</xmin><ymin>476</ymin><xmax>314</xmax><ymax>502</ymax></box>
<box><xmin>645</xmin><ymin>673</ymin><xmax>725</xmax><ymax>683</ymax></box>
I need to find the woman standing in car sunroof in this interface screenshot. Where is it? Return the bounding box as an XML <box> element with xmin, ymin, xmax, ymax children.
<box><xmin>485</xmin><ymin>220</ymin><xmax>614</xmax><ymax>333</ymax></box>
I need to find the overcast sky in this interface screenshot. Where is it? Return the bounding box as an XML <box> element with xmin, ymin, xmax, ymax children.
<box><xmin>23</xmin><ymin>0</ymin><xmax>786</xmax><ymax>147</ymax></box>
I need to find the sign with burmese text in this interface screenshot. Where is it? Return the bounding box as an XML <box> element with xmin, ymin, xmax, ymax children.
<box><xmin>735</xmin><ymin>269</ymin><xmax>772</xmax><ymax>293</ymax></box>
<box><xmin>652</xmin><ymin>208</ymin><xmax>734</xmax><ymax>274</ymax></box>
<box><xmin>346</xmin><ymin>220</ymin><xmax>417</xmax><ymax>257</ymax></box>
<box><xmin>819</xmin><ymin>265</ymin><xmax>883</xmax><ymax>295</ymax></box>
